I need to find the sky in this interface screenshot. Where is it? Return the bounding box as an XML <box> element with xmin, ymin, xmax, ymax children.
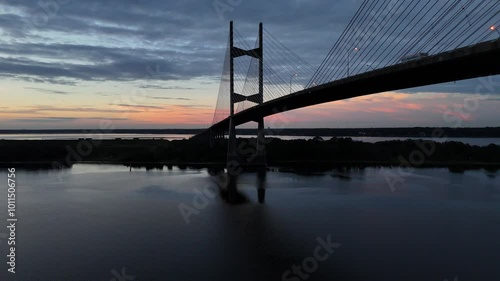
<box><xmin>0</xmin><ymin>0</ymin><xmax>498</xmax><ymax>129</ymax></box>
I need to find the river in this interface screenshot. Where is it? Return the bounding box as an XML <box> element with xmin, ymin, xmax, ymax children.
<box><xmin>0</xmin><ymin>164</ymin><xmax>498</xmax><ymax>280</ymax></box>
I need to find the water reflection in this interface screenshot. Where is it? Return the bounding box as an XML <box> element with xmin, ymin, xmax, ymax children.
<box><xmin>207</xmin><ymin>167</ymin><xmax>267</xmax><ymax>204</ymax></box>
<box><xmin>257</xmin><ymin>168</ymin><xmax>266</xmax><ymax>203</ymax></box>
<box><xmin>0</xmin><ymin>164</ymin><xmax>499</xmax><ymax>280</ymax></box>
<box><xmin>330</xmin><ymin>166</ymin><xmax>366</xmax><ymax>181</ymax></box>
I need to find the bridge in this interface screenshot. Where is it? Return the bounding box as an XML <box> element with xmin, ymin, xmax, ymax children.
<box><xmin>192</xmin><ymin>0</ymin><xmax>500</xmax><ymax>170</ymax></box>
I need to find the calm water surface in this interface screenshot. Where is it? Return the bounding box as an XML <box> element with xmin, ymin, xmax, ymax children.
<box><xmin>0</xmin><ymin>164</ymin><xmax>499</xmax><ymax>281</ymax></box>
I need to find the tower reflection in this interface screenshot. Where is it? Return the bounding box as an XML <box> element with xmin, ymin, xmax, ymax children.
<box><xmin>208</xmin><ymin>166</ymin><xmax>267</xmax><ymax>204</ymax></box>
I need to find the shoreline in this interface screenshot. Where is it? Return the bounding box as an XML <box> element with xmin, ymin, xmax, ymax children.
<box><xmin>1</xmin><ymin>127</ymin><xmax>500</xmax><ymax>138</ymax></box>
<box><xmin>2</xmin><ymin>160</ymin><xmax>499</xmax><ymax>170</ymax></box>
<box><xmin>1</xmin><ymin>138</ymin><xmax>499</xmax><ymax>171</ymax></box>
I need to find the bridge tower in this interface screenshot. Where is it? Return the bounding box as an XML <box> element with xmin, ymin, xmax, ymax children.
<box><xmin>227</xmin><ymin>21</ymin><xmax>266</xmax><ymax>171</ymax></box>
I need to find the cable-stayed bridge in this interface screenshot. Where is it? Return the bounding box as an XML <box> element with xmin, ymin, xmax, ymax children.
<box><xmin>193</xmin><ymin>0</ymin><xmax>500</xmax><ymax>168</ymax></box>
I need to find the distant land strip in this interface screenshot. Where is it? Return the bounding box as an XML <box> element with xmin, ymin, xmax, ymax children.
<box><xmin>1</xmin><ymin>127</ymin><xmax>500</xmax><ymax>138</ymax></box>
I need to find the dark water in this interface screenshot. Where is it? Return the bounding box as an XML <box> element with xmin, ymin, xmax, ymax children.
<box><xmin>0</xmin><ymin>165</ymin><xmax>499</xmax><ymax>281</ymax></box>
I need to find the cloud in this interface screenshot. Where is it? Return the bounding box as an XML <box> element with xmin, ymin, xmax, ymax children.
<box><xmin>7</xmin><ymin>117</ymin><xmax>128</xmax><ymax>123</ymax></box>
<box><xmin>173</xmin><ymin>104</ymin><xmax>213</xmax><ymax>109</ymax></box>
<box><xmin>0</xmin><ymin>0</ymin><xmax>498</xmax><ymax>129</ymax></box>
<box><xmin>0</xmin><ymin>0</ymin><xmax>357</xmax><ymax>85</ymax></box>
<box><xmin>0</xmin><ymin>55</ymin><xmax>209</xmax><ymax>82</ymax></box>
<box><xmin>24</xmin><ymin>87</ymin><xmax>71</xmax><ymax>95</ymax></box>
<box><xmin>0</xmin><ymin>0</ymin><xmax>496</xmax><ymax>94</ymax></box>
<box><xmin>483</xmin><ymin>97</ymin><xmax>500</xmax><ymax>101</ymax></box>
<box><xmin>139</xmin><ymin>85</ymin><xmax>195</xmax><ymax>90</ymax></box>
<box><xmin>8</xmin><ymin>117</ymin><xmax>79</xmax><ymax>122</ymax></box>
<box><xmin>95</xmin><ymin>92</ymin><xmax>110</xmax><ymax>96</ymax></box>
<box><xmin>1</xmin><ymin>105</ymin><xmax>143</xmax><ymax>114</ymax></box>
<box><xmin>149</xmin><ymin>96</ymin><xmax>192</xmax><ymax>101</ymax></box>
<box><xmin>111</xmin><ymin>103</ymin><xmax>165</xmax><ymax>110</ymax></box>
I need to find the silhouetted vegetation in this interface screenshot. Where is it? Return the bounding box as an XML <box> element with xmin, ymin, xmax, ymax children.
<box><xmin>1</xmin><ymin>137</ymin><xmax>499</xmax><ymax>170</ymax></box>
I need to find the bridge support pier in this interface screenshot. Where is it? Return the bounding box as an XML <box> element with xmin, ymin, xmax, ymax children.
<box><xmin>253</xmin><ymin>117</ymin><xmax>266</xmax><ymax>166</ymax></box>
<box><xmin>227</xmin><ymin>117</ymin><xmax>239</xmax><ymax>164</ymax></box>
<box><xmin>226</xmin><ymin>21</ymin><xmax>266</xmax><ymax>169</ymax></box>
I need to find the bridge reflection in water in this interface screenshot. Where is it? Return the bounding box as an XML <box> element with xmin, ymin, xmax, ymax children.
<box><xmin>208</xmin><ymin>167</ymin><xmax>267</xmax><ymax>204</ymax></box>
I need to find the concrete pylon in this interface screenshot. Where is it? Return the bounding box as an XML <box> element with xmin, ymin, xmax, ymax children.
<box><xmin>227</xmin><ymin>21</ymin><xmax>266</xmax><ymax>170</ymax></box>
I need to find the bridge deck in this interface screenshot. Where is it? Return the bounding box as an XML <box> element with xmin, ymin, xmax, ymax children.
<box><xmin>196</xmin><ymin>38</ymin><xmax>500</xmax><ymax>139</ymax></box>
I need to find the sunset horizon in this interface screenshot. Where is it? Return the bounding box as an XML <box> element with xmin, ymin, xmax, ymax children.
<box><xmin>1</xmin><ymin>1</ymin><xmax>498</xmax><ymax>129</ymax></box>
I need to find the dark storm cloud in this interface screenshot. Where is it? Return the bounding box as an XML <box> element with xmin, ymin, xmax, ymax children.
<box><xmin>0</xmin><ymin>13</ymin><xmax>29</xmax><ymax>37</ymax></box>
<box><xmin>0</xmin><ymin>0</ymin><xmax>360</xmax><ymax>84</ymax></box>
<box><xmin>0</xmin><ymin>0</ymin><xmax>496</xmax><ymax>96</ymax></box>
<box><xmin>0</xmin><ymin>46</ymin><xmax>216</xmax><ymax>81</ymax></box>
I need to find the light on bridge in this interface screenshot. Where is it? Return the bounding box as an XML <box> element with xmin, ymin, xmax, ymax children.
<box><xmin>491</xmin><ymin>25</ymin><xmax>500</xmax><ymax>36</ymax></box>
<box><xmin>347</xmin><ymin>47</ymin><xmax>359</xmax><ymax>77</ymax></box>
